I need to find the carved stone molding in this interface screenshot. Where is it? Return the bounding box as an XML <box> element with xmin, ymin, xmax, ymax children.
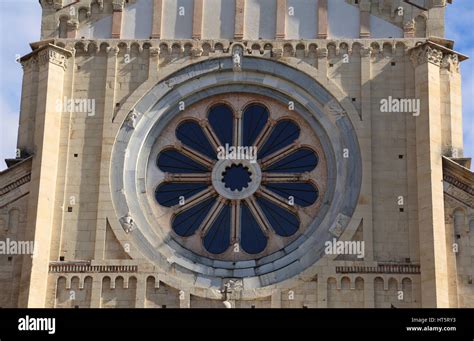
<box><xmin>21</xmin><ymin>45</ymin><xmax>71</xmax><ymax>71</ymax></box>
<box><xmin>441</xmin><ymin>53</ymin><xmax>460</xmax><ymax>72</ymax></box>
<box><xmin>49</xmin><ymin>262</ymin><xmax>138</xmax><ymax>273</ymax></box>
<box><xmin>336</xmin><ymin>264</ymin><xmax>421</xmax><ymax>274</ymax></box>
<box><xmin>113</xmin><ymin>0</ymin><xmax>125</xmax><ymax>12</ymax></box>
<box><xmin>410</xmin><ymin>45</ymin><xmax>444</xmax><ymax>67</ymax></box>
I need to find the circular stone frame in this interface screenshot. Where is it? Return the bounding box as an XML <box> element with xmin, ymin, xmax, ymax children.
<box><xmin>110</xmin><ymin>57</ymin><xmax>362</xmax><ymax>291</ymax></box>
<box><xmin>212</xmin><ymin>159</ymin><xmax>262</xmax><ymax>200</ymax></box>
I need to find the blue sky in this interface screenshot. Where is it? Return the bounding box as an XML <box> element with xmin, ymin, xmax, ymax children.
<box><xmin>0</xmin><ymin>0</ymin><xmax>472</xmax><ymax>170</ymax></box>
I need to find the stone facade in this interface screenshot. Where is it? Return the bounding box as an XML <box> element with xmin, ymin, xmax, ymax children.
<box><xmin>0</xmin><ymin>0</ymin><xmax>472</xmax><ymax>309</ymax></box>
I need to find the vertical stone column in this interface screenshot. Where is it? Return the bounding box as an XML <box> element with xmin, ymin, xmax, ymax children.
<box><xmin>275</xmin><ymin>0</ymin><xmax>286</xmax><ymax>40</ymax></box>
<box><xmin>440</xmin><ymin>55</ymin><xmax>463</xmax><ymax>157</ymax></box>
<box><xmin>20</xmin><ymin>45</ymin><xmax>72</xmax><ymax>307</ymax></box>
<box><xmin>90</xmin><ymin>276</ymin><xmax>103</xmax><ymax>308</ymax></box>
<box><xmin>179</xmin><ymin>290</ymin><xmax>190</xmax><ymax>308</ymax></box>
<box><xmin>317</xmin><ymin>275</ymin><xmax>328</xmax><ymax>308</ymax></box>
<box><xmin>192</xmin><ymin>0</ymin><xmax>203</xmax><ymax>39</ymax></box>
<box><xmin>317</xmin><ymin>0</ymin><xmax>328</xmax><ymax>39</ymax></box>
<box><xmin>359</xmin><ymin>0</ymin><xmax>371</xmax><ymax>38</ymax></box>
<box><xmin>234</xmin><ymin>0</ymin><xmax>245</xmax><ymax>40</ymax></box>
<box><xmin>112</xmin><ymin>0</ymin><xmax>124</xmax><ymax>39</ymax></box>
<box><xmin>66</xmin><ymin>20</ymin><xmax>78</xmax><ymax>39</ymax></box>
<box><xmin>364</xmin><ymin>276</ymin><xmax>375</xmax><ymax>308</ymax></box>
<box><xmin>271</xmin><ymin>289</ymin><xmax>282</xmax><ymax>308</ymax></box>
<box><xmin>151</xmin><ymin>0</ymin><xmax>163</xmax><ymax>39</ymax></box>
<box><xmin>410</xmin><ymin>44</ymin><xmax>449</xmax><ymax>307</ymax></box>
<box><xmin>135</xmin><ymin>275</ymin><xmax>146</xmax><ymax>308</ymax></box>
<box><xmin>17</xmin><ymin>53</ymin><xmax>39</xmax><ymax>155</ymax></box>
<box><xmin>94</xmin><ymin>46</ymin><xmax>119</xmax><ymax>260</ymax></box>
<box><xmin>360</xmin><ymin>47</ymin><xmax>374</xmax><ymax>262</ymax></box>
<box><xmin>317</xmin><ymin>47</ymin><xmax>328</xmax><ymax>79</ymax></box>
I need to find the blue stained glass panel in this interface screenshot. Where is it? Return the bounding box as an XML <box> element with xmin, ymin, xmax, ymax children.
<box><xmin>172</xmin><ymin>197</ymin><xmax>216</xmax><ymax>237</ymax></box>
<box><xmin>259</xmin><ymin>120</ymin><xmax>300</xmax><ymax>159</ymax></box>
<box><xmin>264</xmin><ymin>182</ymin><xmax>318</xmax><ymax>207</ymax></box>
<box><xmin>242</xmin><ymin>104</ymin><xmax>269</xmax><ymax>147</ymax></box>
<box><xmin>155</xmin><ymin>182</ymin><xmax>208</xmax><ymax>207</ymax></box>
<box><xmin>176</xmin><ymin>121</ymin><xmax>217</xmax><ymax>159</ymax></box>
<box><xmin>256</xmin><ymin>197</ymin><xmax>299</xmax><ymax>237</ymax></box>
<box><xmin>208</xmin><ymin>104</ymin><xmax>234</xmax><ymax>146</ymax></box>
<box><xmin>157</xmin><ymin>149</ymin><xmax>208</xmax><ymax>173</ymax></box>
<box><xmin>265</xmin><ymin>148</ymin><xmax>318</xmax><ymax>173</ymax></box>
<box><xmin>240</xmin><ymin>202</ymin><xmax>267</xmax><ymax>254</ymax></box>
<box><xmin>203</xmin><ymin>204</ymin><xmax>231</xmax><ymax>254</ymax></box>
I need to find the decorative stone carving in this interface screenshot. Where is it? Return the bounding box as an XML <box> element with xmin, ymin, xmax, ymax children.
<box><xmin>410</xmin><ymin>45</ymin><xmax>444</xmax><ymax>67</ymax></box>
<box><xmin>222</xmin><ymin>278</ymin><xmax>243</xmax><ymax>300</ymax></box>
<box><xmin>404</xmin><ymin>19</ymin><xmax>415</xmax><ymax>38</ymax></box>
<box><xmin>329</xmin><ymin>213</ymin><xmax>350</xmax><ymax>237</ymax></box>
<box><xmin>125</xmin><ymin>109</ymin><xmax>139</xmax><ymax>129</ymax></box>
<box><xmin>149</xmin><ymin>47</ymin><xmax>160</xmax><ymax>57</ymax></box>
<box><xmin>192</xmin><ymin>47</ymin><xmax>203</xmax><ymax>58</ymax></box>
<box><xmin>316</xmin><ymin>47</ymin><xmax>328</xmax><ymax>58</ymax></box>
<box><xmin>325</xmin><ymin>99</ymin><xmax>346</xmax><ymax>119</ymax></box>
<box><xmin>272</xmin><ymin>48</ymin><xmax>283</xmax><ymax>59</ymax></box>
<box><xmin>441</xmin><ymin>53</ymin><xmax>460</xmax><ymax>72</ymax></box>
<box><xmin>113</xmin><ymin>0</ymin><xmax>125</xmax><ymax>11</ymax></box>
<box><xmin>232</xmin><ymin>45</ymin><xmax>243</xmax><ymax>72</ymax></box>
<box><xmin>360</xmin><ymin>47</ymin><xmax>372</xmax><ymax>58</ymax></box>
<box><xmin>120</xmin><ymin>213</ymin><xmax>136</xmax><ymax>233</ymax></box>
<box><xmin>36</xmin><ymin>48</ymin><xmax>69</xmax><ymax>70</ymax></box>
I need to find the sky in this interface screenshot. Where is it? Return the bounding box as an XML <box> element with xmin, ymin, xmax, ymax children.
<box><xmin>0</xmin><ymin>0</ymin><xmax>473</xmax><ymax>171</ymax></box>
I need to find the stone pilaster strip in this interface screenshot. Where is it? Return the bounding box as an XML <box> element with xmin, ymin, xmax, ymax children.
<box><xmin>234</xmin><ymin>0</ymin><xmax>245</xmax><ymax>40</ymax></box>
<box><xmin>317</xmin><ymin>0</ymin><xmax>328</xmax><ymax>39</ymax></box>
<box><xmin>192</xmin><ymin>0</ymin><xmax>203</xmax><ymax>39</ymax></box>
<box><xmin>359</xmin><ymin>0</ymin><xmax>371</xmax><ymax>38</ymax></box>
<box><xmin>112</xmin><ymin>0</ymin><xmax>124</xmax><ymax>39</ymax></box>
<box><xmin>151</xmin><ymin>0</ymin><xmax>163</xmax><ymax>39</ymax></box>
<box><xmin>275</xmin><ymin>0</ymin><xmax>286</xmax><ymax>40</ymax></box>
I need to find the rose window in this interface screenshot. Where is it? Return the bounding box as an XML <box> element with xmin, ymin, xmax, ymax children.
<box><xmin>153</xmin><ymin>96</ymin><xmax>326</xmax><ymax>258</ymax></box>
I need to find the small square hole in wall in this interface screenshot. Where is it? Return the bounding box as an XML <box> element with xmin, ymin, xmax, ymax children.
<box><xmin>329</xmin><ymin>63</ymin><xmax>334</xmax><ymax>67</ymax></box>
<box><xmin>399</xmin><ymin>208</ymin><xmax>404</xmax><ymax>213</ymax></box>
<box><xmin>7</xmin><ymin>256</ymin><xmax>12</xmax><ymax>262</ymax></box>
<box><xmin>355</xmin><ymin>0</ymin><xmax>359</xmax><ymax>4</ymax></box>
<box><xmin>399</xmin><ymin>155</ymin><xmax>404</xmax><ymax>159</ymax></box>
<box><xmin>456</xmin><ymin>234</ymin><xmax>461</xmax><ymax>239</ymax></box>
<box><xmin>116</xmin><ymin>103</ymin><xmax>120</xmax><ymax>108</ymax></box>
<box><xmin>352</xmin><ymin>98</ymin><xmax>356</xmax><ymax>102</ymax></box>
<box><xmin>74</xmin><ymin>153</ymin><xmax>78</xmax><ymax>158</ymax></box>
<box><xmin>468</xmin><ymin>277</ymin><xmax>473</xmax><ymax>285</ymax></box>
<box><xmin>161</xmin><ymin>305</ymin><xmax>167</xmax><ymax>309</ymax></box>
<box><xmin>68</xmin><ymin>207</ymin><xmax>73</xmax><ymax>212</ymax></box>
<box><xmin>60</xmin><ymin>256</ymin><xmax>65</xmax><ymax>261</ymax></box>
<box><xmin>391</xmin><ymin>62</ymin><xmax>396</xmax><ymax>66</ymax></box>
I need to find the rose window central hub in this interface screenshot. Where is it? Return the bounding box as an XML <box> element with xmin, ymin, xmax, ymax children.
<box><xmin>222</xmin><ymin>164</ymin><xmax>252</xmax><ymax>191</ymax></box>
